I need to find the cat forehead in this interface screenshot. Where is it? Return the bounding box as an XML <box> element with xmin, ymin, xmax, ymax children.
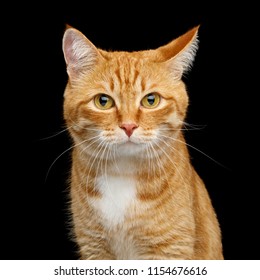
<box><xmin>96</xmin><ymin>50</ymin><xmax>166</xmax><ymax>91</ymax></box>
<box><xmin>93</xmin><ymin>50</ymin><xmax>159</xmax><ymax>85</ymax></box>
<box><xmin>100</xmin><ymin>49</ymin><xmax>157</xmax><ymax>64</ymax></box>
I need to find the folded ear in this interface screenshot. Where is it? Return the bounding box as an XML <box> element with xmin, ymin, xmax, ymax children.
<box><xmin>62</xmin><ymin>27</ymin><xmax>102</xmax><ymax>79</ymax></box>
<box><xmin>158</xmin><ymin>25</ymin><xmax>200</xmax><ymax>80</ymax></box>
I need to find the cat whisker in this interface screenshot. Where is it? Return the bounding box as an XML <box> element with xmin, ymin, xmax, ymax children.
<box><xmin>67</xmin><ymin>115</ymin><xmax>101</xmax><ymax>132</ymax></box>
<box><xmin>83</xmin><ymin>127</ymin><xmax>103</xmax><ymax>132</ymax></box>
<box><xmin>40</xmin><ymin>117</ymin><xmax>101</xmax><ymax>142</ymax></box>
<box><xmin>159</xmin><ymin>127</ymin><xmax>204</xmax><ymax>132</ymax></box>
<box><xmin>39</xmin><ymin>125</ymin><xmax>71</xmax><ymax>141</ymax></box>
<box><xmin>45</xmin><ymin>138</ymin><xmax>90</xmax><ymax>182</ymax></box>
<box><xmin>93</xmin><ymin>141</ymin><xmax>121</xmax><ymax>208</ymax></box>
<box><xmin>149</xmin><ymin>145</ymin><xmax>158</xmax><ymax>178</ymax></box>
<box><xmin>148</xmin><ymin>142</ymin><xmax>168</xmax><ymax>182</ymax></box>
<box><xmin>152</xmin><ymin>140</ymin><xmax>186</xmax><ymax>184</ymax></box>
<box><xmin>103</xmin><ymin>143</ymin><xmax>113</xmax><ymax>198</ymax></box>
<box><xmin>97</xmin><ymin>142</ymin><xmax>110</xmax><ymax>189</ymax></box>
<box><xmin>78</xmin><ymin>135</ymin><xmax>103</xmax><ymax>157</ymax></box>
<box><xmin>154</xmin><ymin>135</ymin><xmax>207</xmax><ymax>207</ymax></box>
<box><xmin>182</xmin><ymin>121</ymin><xmax>208</xmax><ymax>130</ymax></box>
<box><xmin>144</xmin><ymin>144</ymin><xmax>154</xmax><ymax>180</ymax></box>
<box><xmin>159</xmin><ymin>121</ymin><xmax>207</xmax><ymax>132</ymax></box>
<box><xmin>161</xmin><ymin>134</ymin><xmax>229</xmax><ymax>170</ymax></box>
<box><xmin>156</xmin><ymin>137</ymin><xmax>187</xmax><ymax>165</ymax></box>
<box><xmin>85</xmin><ymin>139</ymin><xmax>107</xmax><ymax>190</ymax></box>
<box><xmin>112</xmin><ymin>142</ymin><xmax>121</xmax><ymax>174</ymax></box>
<box><xmin>143</xmin><ymin>144</ymin><xmax>154</xmax><ymax>180</ymax></box>
<box><xmin>67</xmin><ymin>136</ymin><xmax>104</xmax><ymax>193</ymax></box>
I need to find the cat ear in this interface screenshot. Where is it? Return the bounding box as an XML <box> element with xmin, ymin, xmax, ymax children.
<box><xmin>158</xmin><ymin>25</ymin><xmax>199</xmax><ymax>80</ymax></box>
<box><xmin>62</xmin><ymin>27</ymin><xmax>102</xmax><ymax>78</ymax></box>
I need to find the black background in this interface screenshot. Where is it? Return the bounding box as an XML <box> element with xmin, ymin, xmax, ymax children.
<box><xmin>1</xmin><ymin>2</ymin><xmax>259</xmax><ymax>260</ymax></box>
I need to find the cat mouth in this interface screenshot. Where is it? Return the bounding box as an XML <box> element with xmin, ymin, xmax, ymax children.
<box><xmin>116</xmin><ymin>140</ymin><xmax>144</xmax><ymax>156</ymax></box>
<box><xmin>118</xmin><ymin>138</ymin><xmax>147</xmax><ymax>151</ymax></box>
<box><xmin>123</xmin><ymin>137</ymin><xmax>145</xmax><ymax>145</ymax></box>
<box><xmin>120</xmin><ymin>139</ymin><xmax>138</xmax><ymax>146</ymax></box>
<box><xmin>125</xmin><ymin>140</ymin><xmax>139</xmax><ymax>146</ymax></box>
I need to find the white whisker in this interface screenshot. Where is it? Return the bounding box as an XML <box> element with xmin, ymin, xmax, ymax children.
<box><xmin>45</xmin><ymin>138</ymin><xmax>89</xmax><ymax>182</ymax></box>
<box><xmin>78</xmin><ymin>135</ymin><xmax>102</xmax><ymax>157</ymax></box>
<box><xmin>144</xmin><ymin>144</ymin><xmax>153</xmax><ymax>179</ymax></box>
<box><xmin>85</xmin><ymin>139</ymin><xmax>107</xmax><ymax>190</ymax></box>
<box><xmin>148</xmin><ymin>142</ymin><xmax>168</xmax><ymax>180</ymax></box>
<box><xmin>182</xmin><ymin>121</ymin><xmax>207</xmax><ymax>130</ymax></box>
<box><xmin>39</xmin><ymin>125</ymin><xmax>71</xmax><ymax>140</ymax></box>
<box><xmin>112</xmin><ymin>142</ymin><xmax>120</xmax><ymax>174</ymax></box>
<box><xmin>161</xmin><ymin>134</ymin><xmax>229</xmax><ymax>169</ymax></box>
<box><xmin>67</xmin><ymin>115</ymin><xmax>101</xmax><ymax>132</ymax></box>
<box><xmin>152</xmin><ymin>140</ymin><xmax>186</xmax><ymax>184</ymax></box>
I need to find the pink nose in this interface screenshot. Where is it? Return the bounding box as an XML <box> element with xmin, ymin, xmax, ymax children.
<box><xmin>120</xmin><ymin>123</ymin><xmax>138</xmax><ymax>137</ymax></box>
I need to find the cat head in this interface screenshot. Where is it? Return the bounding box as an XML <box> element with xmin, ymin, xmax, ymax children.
<box><xmin>62</xmin><ymin>25</ymin><xmax>199</xmax><ymax>158</ymax></box>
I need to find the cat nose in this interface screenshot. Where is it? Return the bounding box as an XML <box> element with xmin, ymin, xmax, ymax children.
<box><xmin>120</xmin><ymin>123</ymin><xmax>138</xmax><ymax>137</ymax></box>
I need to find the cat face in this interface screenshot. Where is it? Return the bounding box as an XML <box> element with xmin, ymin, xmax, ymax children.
<box><xmin>62</xmin><ymin>26</ymin><xmax>199</xmax><ymax>158</ymax></box>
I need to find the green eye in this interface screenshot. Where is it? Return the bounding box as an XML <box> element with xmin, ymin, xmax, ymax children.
<box><xmin>94</xmin><ymin>94</ymin><xmax>115</xmax><ymax>110</ymax></box>
<box><xmin>141</xmin><ymin>93</ymin><xmax>160</xmax><ymax>108</ymax></box>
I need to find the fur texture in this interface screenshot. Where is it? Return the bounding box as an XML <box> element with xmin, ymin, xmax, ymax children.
<box><xmin>62</xmin><ymin>25</ymin><xmax>223</xmax><ymax>259</ymax></box>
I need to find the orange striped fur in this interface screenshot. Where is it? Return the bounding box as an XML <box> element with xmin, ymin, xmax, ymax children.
<box><xmin>62</xmin><ymin>25</ymin><xmax>223</xmax><ymax>259</ymax></box>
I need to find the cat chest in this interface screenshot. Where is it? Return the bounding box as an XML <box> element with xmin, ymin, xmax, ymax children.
<box><xmin>91</xmin><ymin>175</ymin><xmax>137</xmax><ymax>227</ymax></box>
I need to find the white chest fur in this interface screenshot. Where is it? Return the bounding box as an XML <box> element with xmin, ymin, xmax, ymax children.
<box><xmin>91</xmin><ymin>175</ymin><xmax>136</xmax><ymax>228</ymax></box>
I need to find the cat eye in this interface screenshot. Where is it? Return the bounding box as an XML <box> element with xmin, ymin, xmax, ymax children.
<box><xmin>141</xmin><ymin>93</ymin><xmax>160</xmax><ymax>109</ymax></box>
<box><xmin>94</xmin><ymin>94</ymin><xmax>115</xmax><ymax>110</ymax></box>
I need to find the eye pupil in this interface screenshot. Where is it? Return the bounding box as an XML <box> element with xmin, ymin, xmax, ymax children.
<box><xmin>99</xmin><ymin>95</ymin><xmax>108</xmax><ymax>106</ymax></box>
<box><xmin>147</xmin><ymin>94</ymin><xmax>155</xmax><ymax>105</ymax></box>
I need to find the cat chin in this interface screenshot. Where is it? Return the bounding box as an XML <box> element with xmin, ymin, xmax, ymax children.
<box><xmin>116</xmin><ymin>141</ymin><xmax>146</xmax><ymax>156</ymax></box>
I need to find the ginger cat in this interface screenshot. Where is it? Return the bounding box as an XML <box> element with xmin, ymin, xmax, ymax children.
<box><xmin>62</xmin><ymin>25</ymin><xmax>223</xmax><ymax>260</ymax></box>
